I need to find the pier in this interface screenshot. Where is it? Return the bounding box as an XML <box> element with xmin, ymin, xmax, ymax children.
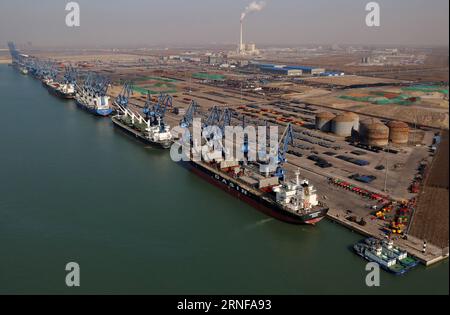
<box><xmin>327</xmin><ymin>209</ymin><xmax>449</xmax><ymax>266</ymax></box>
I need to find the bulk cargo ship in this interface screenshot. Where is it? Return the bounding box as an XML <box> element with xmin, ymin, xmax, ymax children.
<box><xmin>75</xmin><ymin>74</ymin><xmax>113</xmax><ymax>116</ymax></box>
<box><xmin>179</xmin><ymin>114</ymin><xmax>329</xmax><ymax>225</ymax></box>
<box><xmin>44</xmin><ymin>80</ymin><xmax>76</xmax><ymax>99</ymax></box>
<box><xmin>43</xmin><ymin>67</ymin><xmax>77</xmax><ymax>99</ymax></box>
<box><xmin>52</xmin><ymin>82</ymin><xmax>76</xmax><ymax>99</ymax></box>
<box><xmin>188</xmin><ymin>160</ymin><xmax>329</xmax><ymax>225</ymax></box>
<box><xmin>75</xmin><ymin>90</ymin><xmax>112</xmax><ymax>116</ymax></box>
<box><xmin>112</xmin><ymin>105</ymin><xmax>173</xmax><ymax>149</ymax></box>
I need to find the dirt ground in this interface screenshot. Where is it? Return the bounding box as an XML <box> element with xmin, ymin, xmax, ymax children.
<box><xmin>410</xmin><ymin>130</ymin><xmax>449</xmax><ymax>248</ymax></box>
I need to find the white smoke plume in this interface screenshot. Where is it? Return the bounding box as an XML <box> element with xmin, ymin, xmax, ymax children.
<box><xmin>241</xmin><ymin>1</ymin><xmax>267</xmax><ymax>21</ymax></box>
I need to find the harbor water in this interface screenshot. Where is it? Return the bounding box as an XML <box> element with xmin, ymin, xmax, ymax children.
<box><xmin>0</xmin><ymin>65</ymin><xmax>448</xmax><ymax>294</ymax></box>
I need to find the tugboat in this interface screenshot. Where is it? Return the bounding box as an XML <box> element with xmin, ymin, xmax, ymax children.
<box><xmin>353</xmin><ymin>238</ymin><xmax>417</xmax><ymax>275</ymax></box>
<box><xmin>380</xmin><ymin>238</ymin><xmax>419</xmax><ymax>268</ymax></box>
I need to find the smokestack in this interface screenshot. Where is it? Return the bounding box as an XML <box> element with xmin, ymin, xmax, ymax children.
<box><xmin>240</xmin><ymin>20</ymin><xmax>243</xmax><ymax>53</ymax></box>
<box><xmin>239</xmin><ymin>1</ymin><xmax>267</xmax><ymax>54</ymax></box>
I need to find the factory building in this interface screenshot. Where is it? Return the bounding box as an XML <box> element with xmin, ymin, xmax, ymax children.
<box><xmin>236</xmin><ymin>15</ymin><xmax>260</xmax><ymax>56</ymax></box>
<box><xmin>283</xmin><ymin>66</ymin><xmax>326</xmax><ymax>76</ymax></box>
<box><xmin>208</xmin><ymin>56</ymin><xmax>223</xmax><ymax>65</ymax></box>
<box><xmin>260</xmin><ymin>66</ymin><xmax>303</xmax><ymax>76</ymax></box>
<box><xmin>254</xmin><ymin>64</ymin><xmax>326</xmax><ymax>76</ymax></box>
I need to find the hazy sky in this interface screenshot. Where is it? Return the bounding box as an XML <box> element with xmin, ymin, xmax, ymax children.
<box><xmin>0</xmin><ymin>0</ymin><xmax>448</xmax><ymax>47</ymax></box>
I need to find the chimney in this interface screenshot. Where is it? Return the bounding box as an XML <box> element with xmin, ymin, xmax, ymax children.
<box><xmin>240</xmin><ymin>20</ymin><xmax>244</xmax><ymax>53</ymax></box>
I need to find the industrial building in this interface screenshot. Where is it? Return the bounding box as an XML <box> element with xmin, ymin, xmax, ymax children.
<box><xmin>237</xmin><ymin>18</ymin><xmax>259</xmax><ymax>55</ymax></box>
<box><xmin>260</xmin><ymin>66</ymin><xmax>303</xmax><ymax>76</ymax></box>
<box><xmin>283</xmin><ymin>66</ymin><xmax>326</xmax><ymax>76</ymax></box>
<box><xmin>208</xmin><ymin>56</ymin><xmax>224</xmax><ymax>66</ymax></box>
<box><xmin>254</xmin><ymin>64</ymin><xmax>326</xmax><ymax>76</ymax></box>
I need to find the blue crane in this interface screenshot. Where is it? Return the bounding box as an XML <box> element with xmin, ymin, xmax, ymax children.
<box><xmin>87</xmin><ymin>74</ymin><xmax>109</xmax><ymax>96</ymax></box>
<box><xmin>96</xmin><ymin>76</ymin><xmax>110</xmax><ymax>96</ymax></box>
<box><xmin>241</xmin><ymin>115</ymin><xmax>250</xmax><ymax>155</ymax></box>
<box><xmin>204</xmin><ymin>106</ymin><xmax>222</xmax><ymax>128</ymax></box>
<box><xmin>201</xmin><ymin>106</ymin><xmax>233</xmax><ymax>160</ymax></box>
<box><xmin>115</xmin><ymin>82</ymin><xmax>133</xmax><ymax>108</ymax></box>
<box><xmin>40</xmin><ymin>61</ymin><xmax>57</xmax><ymax>81</ymax></box>
<box><xmin>143</xmin><ymin>91</ymin><xmax>154</xmax><ymax>119</ymax></box>
<box><xmin>63</xmin><ymin>66</ymin><xmax>78</xmax><ymax>85</ymax></box>
<box><xmin>143</xmin><ymin>92</ymin><xmax>172</xmax><ymax>127</ymax></box>
<box><xmin>180</xmin><ymin>100</ymin><xmax>199</xmax><ymax>129</ymax></box>
<box><xmin>218</xmin><ymin>108</ymin><xmax>232</xmax><ymax>135</ymax></box>
<box><xmin>7</xmin><ymin>42</ymin><xmax>20</xmax><ymax>64</ymax></box>
<box><xmin>76</xmin><ymin>73</ymin><xmax>109</xmax><ymax>97</ymax></box>
<box><xmin>274</xmin><ymin>123</ymin><xmax>294</xmax><ymax>180</ymax></box>
<box><xmin>157</xmin><ymin>93</ymin><xmax>173</xmax><ymax>118</ymax></box>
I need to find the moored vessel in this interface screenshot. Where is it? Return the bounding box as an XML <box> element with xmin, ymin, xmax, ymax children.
<box><xmin>178</xmin><ymin>105</ymin><xmax>329</xmax><ymax>225</ymax></box>
<box><xmin>354</xmin><ymin>238</ymin><xmax>417</xmax><ymax>275</ymax></box>
<box><xmin>75</xmin><ymin>73</ymin><xmax>113</xmax><ymax>116</ymax></box>
<box><xmin>112</xmin><ymin>105</ymin><xmax>173</xmax><ymax>149</ymax></box>
<box><xmin>188</xmin><ymin>160</ymin><xmax>329</xmax><ymax>225</ymax></box>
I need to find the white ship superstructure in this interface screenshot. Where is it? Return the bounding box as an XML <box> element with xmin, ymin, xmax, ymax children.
<box><xmin>273</xmin><ymin>170</ymin><xmax>319</xmax><ymax>213</ymax></box>
<box><xmin>113</xmin><ymin>105</ymin><xmax>173</xmax><ymax>148</ymax></box>
<box><xmin>75</xmin><ymin>89</ymin><xmax>112</xmax><ymax>116</ymax></box>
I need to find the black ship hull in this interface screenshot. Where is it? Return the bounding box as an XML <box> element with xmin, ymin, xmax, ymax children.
<box><xmin>48</xmin><ymin>86</ymin><xmax>75</xmax><ymax>99</ymax></box>
<box><xmin>111</xmin><ymin>116</ymin><xmax>172</xmax><ymax>149</ymax></box>
<box><xmin>187</xmin><ymin>161</ymin><xmax>329</xmax><ymax>225</ymax></box>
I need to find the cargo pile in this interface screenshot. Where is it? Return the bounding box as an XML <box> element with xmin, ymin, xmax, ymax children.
<box><xmin>375</xmin><ymin>199</ymin><xmax>416</xmax><ymax>235</ymax></box>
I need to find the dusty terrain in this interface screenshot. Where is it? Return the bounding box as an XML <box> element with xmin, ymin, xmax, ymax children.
<box><xmin>410</xmin><ymin>130</ymin><xmax>449</xmax><ymax>249</ymax></box>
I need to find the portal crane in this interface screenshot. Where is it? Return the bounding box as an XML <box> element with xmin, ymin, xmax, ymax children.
<box><xmin>63</xmin><ymin>66</ymin><xmax>78</xmax><ymax>85</ymax></box>
<box><xmin>204</xmin><ymin>106</ymin><xmax>222</xmax><ymax>128</ymax></box>
<box><xmin>115</xmin><ymin>82</ymin><xmax>133</xmax><ymax>108</ymax></box>
<box><xmin>275</xmin><ymin>123</ymin><xmax>294</xmax><ymax>180</ymax></box>
<box><xmin>143</xmin><ymin>92</ymin><xmax>172</xmax><ymax>129</ymax></box>
<box><xmin>180</xmin><ymin>100</ymin><xmax>199</xmax><ymax>129</ymax></box>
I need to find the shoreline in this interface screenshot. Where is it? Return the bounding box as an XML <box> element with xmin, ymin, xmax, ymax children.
<box><xmin>8</xmin><ymin>57</ymin><xmax>449</xmax><ymax>268</ymax></box>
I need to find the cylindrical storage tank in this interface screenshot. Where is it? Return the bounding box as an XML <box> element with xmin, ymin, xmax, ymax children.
<box><xmin>360</xmin><ymin>118</ymin><xmax>389</xmax><ymax>146</ymax></box>
<box><xmin>332</xmin><ymin>113</ymin><xmax>355</xmax><ymax>137</ymax></box>
<box><xmin>346</xmin><ymin>112</ymin><xmax>360</xmax><ymax>132</ymax></box>
<box><xmin>360</xmin><ymin>118</ymin><xmax>380</xmax><ymax>138</ymax></box>
<box><xmin>315</xmin><ymin>112</ymin><xmax>336</xmax><ymax>132</ymax></box>
<box><xmin>387</xmin><ymin>121</ymin><xmax>409</xmax><ymax>145</ymax></box>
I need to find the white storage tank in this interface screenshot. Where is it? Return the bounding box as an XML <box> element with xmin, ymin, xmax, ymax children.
<box><xmin>315</xmin><ymin>112</ymin><xmax>336</xmax><ymax>132</ymax></box>
<box><xmin>332</xmin><ymin>113</ymin><xmax>357</xmax><ymax>137</ymax></box>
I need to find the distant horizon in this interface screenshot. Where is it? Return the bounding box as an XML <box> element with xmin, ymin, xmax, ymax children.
<box><xmin>1</xmin><ymin>0</ymin><xmax>449</xmax><ymax>48</ymax></box>
<box><xmin>4</xmin><ymin>43</ymin><xmax>450</xmax><ymax>51</ymax></box>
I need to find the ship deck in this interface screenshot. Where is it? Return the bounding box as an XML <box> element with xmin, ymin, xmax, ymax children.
<box><xmin>193</xmin><ymin>159</ymin><xmax>327</xmax><ymax>215</ymax></box>
<box><xmin>111</xmin><ymin>115</ymin><xmax>147</xmax><ymax>141</ymax></box>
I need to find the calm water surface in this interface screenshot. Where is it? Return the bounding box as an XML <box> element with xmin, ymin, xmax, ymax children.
<box><xmin>0</xmin><ymin>65</ymin><xmax>448</xmax><ymax>294</ymax></box>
